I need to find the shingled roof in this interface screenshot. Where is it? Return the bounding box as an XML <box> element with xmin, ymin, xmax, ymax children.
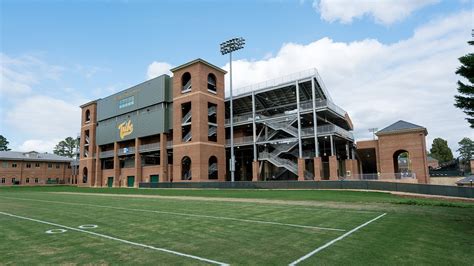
<box><xmin>0</xmin><ymin>151</ymin><xmax>72</xmax><ymax>162</ymax></box>
<box><xmin>376</xmin><ymin>120</ymin><xmax>427</xmax><ymax>136</ymax></box>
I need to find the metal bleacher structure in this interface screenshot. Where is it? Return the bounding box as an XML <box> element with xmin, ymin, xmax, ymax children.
<box><xmin>224</xmin><ymin>69</ymin><xmax>356</xmax><ymax>181</ymax></box>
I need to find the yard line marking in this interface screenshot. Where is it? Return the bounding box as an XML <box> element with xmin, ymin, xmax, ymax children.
<box><xmin>0</xmin><ymin>211</ymin><xmax>229</xmax><ymax>266</ymax></box>
<box><xmin>0</xmin><ymin>196</ymin><xmax>346</xmax><ymax>232</ymax></box>
<box><xmin>289</xmin><ymin>213</ymin><xmax>387</xmax><ymax>265</ymax></box>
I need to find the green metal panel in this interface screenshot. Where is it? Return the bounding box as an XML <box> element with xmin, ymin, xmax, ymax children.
<box><xmin>97</xmin><ymin>75</ymin><xmax>171</xmax><ymax>121</ymax></box>
<box><xmin>96</xmin><ymin>104</ymin><xmax>168</xmax><ymax>145</ymax></box>
<box><xmin>127</xmin><ymin>176</ymin><xmax>135</xmax><ymax>187</ymax></box>
<box><xmin>107</xmin><ymin>177</ymin><xmax>113</xmax><ymax>187</ymax></box>
<box><xmin>95</xmin><ymin>74</ymin><xmax>174</xmax><ymax>146</ymax></box>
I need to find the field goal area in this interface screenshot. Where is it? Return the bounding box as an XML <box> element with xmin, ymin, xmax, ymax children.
<box><xmin>0</xmin><ymin>191</ymin><xmax>387</xmax><ymax>265</ymax></box>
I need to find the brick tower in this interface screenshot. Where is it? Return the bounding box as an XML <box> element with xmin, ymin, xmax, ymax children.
<box><xmin>171</xmin><ymin>59</ymin><xmax>227</xmax><ymax>181</ymax></box>
<box><xmin>78</xmin><ymin>101</ymin><xmax>97</xmax><ymax>186</ymax></box>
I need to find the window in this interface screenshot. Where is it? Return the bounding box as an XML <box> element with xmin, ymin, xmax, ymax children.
<box><xmin>56</xmin><ymin>164</ymin><xmax>60</xmax><ymax>169</ymax></box>
<box><xmin>119</xmin><ymin>96</ymin><xmax>134</xmax><ymax>109</ymax></box>
<box><xmin>12</xmin><ymin>178</ymin><xmax>15</xmax><ymax>183</ymax></box>
<box><xmin>12</xmin><ymin>163</ymin><xmax>17</xmax><ymax>168</ymax></box>
<box><xmin>35</xmin><ymin>178</ymin><xmax>39</xmax><ymax>183</ymax></box>
<box><xmin>2</xmin><ymin>161</ymin><xmax>7</xmax><ymax>168</ymax></box>
<box><xmin>83</xmin><ymin>167</ymin><xmax>88</xmax><ymax>183</ymax></box>
<box><xmin>35</xmin><ymin>163</ymin><xmax>40</xmax><ymax>167</ymax></box>
<box><xmin>207</xmin><ymin>73</ymin><xmax>216</xmax><ymax>93</ymax></box>
<box><xmin>181</xmin><ymin>72</ymin><xmax>191</xmax><ymax>92</ymax></box>
<box><xmin>181</xmin><ymin>156</ymin><xmax>192</xmax><ymax>180</ymax></box>
<box><xmin>208</xmin><ymin>103</ymin><xmax>217</xmax><ymax>142</ymax></box>
<box><xmin>48</xmin><ymin>163</ymin><xmax>52</xmax><ymax>168</ymax></box>
<box><xmin>181</xmin><ymin>102</ymin><xmax>192</xmax><ymax>142</ymax></box>
<box><xmin>26</xmin><ymin>163</ymin><xmax>31</xmax><ymax>168</ymax></box>
<box><xmin>85</xmin><ymin>109</ymin><xmax>91</xmax><ymax>123</ymax></box>
<box><xmin>26</xmin><ymin>178</ymin><xmax>30</xmax><ymax>183</ymax></box>
<box><xmin>67</xmin><ymin>165</ymin><xmax>71</xmax><ymax>169</ymax></box>
<box><xmin>1</xmin><ymin>178</ymin><xmax>5</xmax><ymax>183</ymax></box>
<box><xmin>208</xmin><ymin>156</ymin><xmax>218</xmax><ymax>180</ymax></box>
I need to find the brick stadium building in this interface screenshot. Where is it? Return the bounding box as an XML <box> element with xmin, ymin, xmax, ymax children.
<box><xmin>77</xmin><ymin>58</ymin><xmax>430</xmax><ymax>187</ymax></box>
<box><xmin>0</xmin><ymin>151</ymin><xmax>73</xmax><ymax>185</ymax></box>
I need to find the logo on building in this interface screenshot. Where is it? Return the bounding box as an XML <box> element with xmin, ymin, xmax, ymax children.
<box><xmin>118</xmin><ymin>120</ymin><xmax>134</xmax><ymax>139</ymax></box>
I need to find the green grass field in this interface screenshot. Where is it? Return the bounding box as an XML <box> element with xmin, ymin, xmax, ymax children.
<box><xmin>0</xmin><ymin>186</ymin><xmax>473</xmax><ymax>265</ymax></box>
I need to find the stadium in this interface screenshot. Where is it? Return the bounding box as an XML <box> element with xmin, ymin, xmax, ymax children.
<box><xmin>77</xmin><ymin>58</ymin><xmax>430</xmax><ymax>187</ymax></box>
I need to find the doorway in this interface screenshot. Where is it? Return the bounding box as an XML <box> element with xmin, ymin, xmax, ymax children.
<box><xmin>150</xmin><ymin>175</ymin><xmax>159</xmax><ymax>183</ymax></box>
<box><xmin>107</xmin><ymin>177</ymin><xmax>113</xmax><ymax>188</ymax></box>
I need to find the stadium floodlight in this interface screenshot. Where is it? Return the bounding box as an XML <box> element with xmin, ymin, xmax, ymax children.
<box><xmin>220</xmin><ymin>37</ymin><xmax>245</xmax><ymax>182</ymax></box>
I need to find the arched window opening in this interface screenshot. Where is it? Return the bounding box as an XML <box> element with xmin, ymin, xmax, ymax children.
<box><xmin>82</xmin><ymin>167</ymin><xmax>88</xmax><ymax>183</ymax></box>
<box><xmin>207</xmin><ymin>73</ymin><xmax>216</xmax><ymax>93</ymax></box>
<box><xmin>85</xmin><ymin>109</ymin><xmax>91</xmax><ymax>123</ymax></box>
<box><xmin>208</xmin><ymin>156</ymin><xmax>218</xmax><ymax>179</ymax></box>
<box><xmin>181</xmin><ymin>72</ymin><xmax>192</xmax><ymax>92</ymax></box>
<box><xmin>181</xmin><ymin>156</ymin><xmax>192</xmax><ymax>180</ymax></box>
<box><xmin>393</xmin><ymin>150</ymin><xmax>411</xmax><ymax>179</ymax></box>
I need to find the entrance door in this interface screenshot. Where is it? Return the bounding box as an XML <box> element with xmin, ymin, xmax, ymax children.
<box><xmin>107</xmin><ymin>177</ymin><xmax>113</xmax><ymax>187</ymax></box>
<box><xmin>127</xmin><ymin>176</ymin><xmax>135</xmax><ymax>187</ymax></box>
<box><xmin>150</xmin><ymin>175</ymin><xmax>159</xmax><ymax>183</ymax></box>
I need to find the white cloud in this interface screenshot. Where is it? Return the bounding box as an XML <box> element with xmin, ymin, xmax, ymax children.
<box><xmin>0</xmin><ymin>53</ymin><xmax>64</xmax><ymax>98</ymax></box>
<box><xmin>314</xmin><ymin>0</ymin><xmax>439</xmax><ymax>25</ymax></box>
<box><xmin>17</xmin><ymin>139</ymin><xmax>62</xmax><ymax>153</ymax></box>
<box><xmin>222</xmin><ymin>10</ymin><xmax>472</xmax><ymax>154</ymax></box>
<box><xmin>147</xmin><ymin>61</ymin><xmax>173</xmax><ymax>79</ymax></box>
<box><xmin>6</xmin><ymin>95</ymin><xmax>81</xmax><ymax>151</ymax></box>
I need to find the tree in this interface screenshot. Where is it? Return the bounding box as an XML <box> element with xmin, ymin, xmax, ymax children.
<box><xmin>454</xmin><ymin>40</ymin><xmax>474</xmax><ymax>128</ymax></box>
<box><xmin>53</xmin><ymin>137</ymin><xmax>78</xmax><ymax>158</ymax></box>
<box><xmin>457</xmin><ymin>137</ymin><xmax>474</xmax><ymax>161</ymax></box>
<box><xmin>430</xmin><ymin>138</ymin><xmax>454</xmax><ymax>163</ymax></box>
<box><xmin>0</xmin><ymin>135</ymin><xmax>11</xmax><ymax>151</ymax></box>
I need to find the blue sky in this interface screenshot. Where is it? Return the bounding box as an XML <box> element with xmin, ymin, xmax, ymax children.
<box><xmin>0</xmin><ymin>0</ymin><xmax>472</xmax><ymax>154</ymax></box>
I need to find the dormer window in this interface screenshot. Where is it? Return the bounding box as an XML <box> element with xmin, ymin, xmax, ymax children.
<box><xmin>207</xmin><ymin>73</ymin><xmax>216</xmax><ymax>93</ymax></box>
<box><xmin>181</xmin><ymin>72</ymin><xmax>191</xmax><ymax>93</ymax></box>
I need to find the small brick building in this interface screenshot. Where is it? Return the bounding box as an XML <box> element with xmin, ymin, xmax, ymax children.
<box><xmin>356</xmin><ymin>120</ymin><xmax>430</xmax><ymax>183</ymax></box>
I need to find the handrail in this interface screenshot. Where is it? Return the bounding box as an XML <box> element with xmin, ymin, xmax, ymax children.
<box><xmin>139</xmin><ymin>142</ymin><xmax>160</xmax><ymax>152</ymax></box>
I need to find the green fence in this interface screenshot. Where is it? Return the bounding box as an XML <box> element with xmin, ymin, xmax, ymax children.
<box><xmin>139</xmin><ymin>181</ymin><xmax>474</xmax><ymax>198</ymax></box>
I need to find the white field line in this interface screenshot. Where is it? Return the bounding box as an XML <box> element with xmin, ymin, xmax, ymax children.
<box><xmin>0</xmin><ymin>196</ymin><xmax>346</xmax><ymax>232</ymax></box>
<box><xmin>0</xmin><ymin>211</ymin><xmax>228</xmax><ymax>266</ymax></box>
<box><xmin>289</xmin><ymin>213</ymin><xmax>387</xmax><ymax>265</ymax></box>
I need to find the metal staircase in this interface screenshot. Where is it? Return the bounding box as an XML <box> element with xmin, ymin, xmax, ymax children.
<box><xmin>261</xmin><ymin>116</ymin><xmax>298</xmax><ymax>137</ymax></box>
<box><xmin>259</xmin><ymin>151</ymin><xmax>298</xmax><ymax>175</ymax></box>
<box><xmin>183</xmin><ymin>131</ymin><xmax>192</xmax><ymax>142</ymax></box>
<box><xmin>182</xmin><ymin>110</ymin><xmax>192</xmax><ymax>124</ymax></box>
<box><xmin>208</xmin><ymin>105</ymin><xmax>216</xmax><ymax>116</ymax></box>
<box><xmin>208</xmin><ymin>126</ymin><xmax>217</xmax><ymax>137</ymax></box>
<box><xmin>182</xmin><ymin>80</ymin><xmax>192</xmax><ymax>92</ymax></box>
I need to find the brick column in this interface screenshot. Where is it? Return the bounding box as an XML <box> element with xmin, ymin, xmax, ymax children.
<box><xmin>252</xmin><ymin>160</ymin><xmax>259</xmax><ymax>181</ymax></box>
<box><xmin>344</xmin><ymin>159</ymin><xmax>354</xmax><ymax>179</ymax></box>
<box><xmin>313</xmin><ymin>157</ymin><xmax>322</xmax><ymax>181</ymax></box>
<box><xmin>134</xmin><ymin>138</ymin><xmax>142</xmax><ymax>187</ymax></box>
<box><xmin>160</xmin><ymin>133</ymin><xmax>168</xmax><ymax>182</ymax></box>
<box><xmin>113</xmin><ymin>142</ymin><xmax>120</xmax><ymax>187</ymax></box>
<box><xmin>329</xmin><ymin>156</ymin><xmax>338</xmax><ymax>180</ymax></box>
<box><xmin>95</xmin><ymin>145</ymin><xmax>102</xmax><ymax>187</ymax></box>
<box><xmin>352</xmin><ymin>159</ymin><xmax>359</xmax><ymax>178</ymax></box>
<box><xmin>298</xmin><ymin>158</ymin><xmax>306</xmax><ymax>181</ymax></box>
